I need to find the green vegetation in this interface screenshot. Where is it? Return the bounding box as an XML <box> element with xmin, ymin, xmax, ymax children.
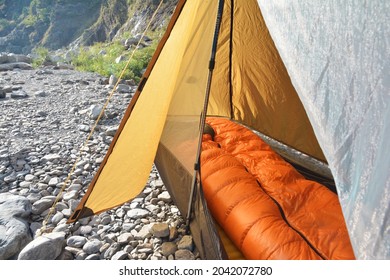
<box><xmin>20</xmin><ymin>0</ymin><xmax>53</xmax><ymax>27</ymax></box>
<box><xmin>71</xmin><ymin>40</ymin><xmax>156</xmax><ymax>82</ymax></box>
<box><xmin>31</xmin><ymin>46</ymin><xmax>50</xmax><ymax>67</ymax></box>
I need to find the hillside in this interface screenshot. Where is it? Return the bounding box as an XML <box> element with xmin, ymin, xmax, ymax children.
<box><xmin>0</xmin><ymin>0</ymin><xmax>177</xmax><ymax>54</ymax></box>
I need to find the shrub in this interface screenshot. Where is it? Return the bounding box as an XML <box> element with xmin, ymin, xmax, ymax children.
<box><xmin>71</xmin><ymin>40</ymin><xmax>156</xmax><ymax>82</ymax></box>
<box><xmin>31</xmin><ymin>46</ymin><xmax>50</xmax><ymax>67</ymax></box>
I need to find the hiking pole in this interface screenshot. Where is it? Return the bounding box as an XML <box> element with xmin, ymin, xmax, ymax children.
<box><xmin>185</xmin><ymin>0</ymin><xmax>225</xmax><ymax>232</ymax></box>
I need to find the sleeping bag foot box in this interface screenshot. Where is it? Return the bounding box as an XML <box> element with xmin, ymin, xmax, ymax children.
<box><xmin>200</xmin><ymin>117</ymin><xmax>355</xmax><ymax>260</ymax></box>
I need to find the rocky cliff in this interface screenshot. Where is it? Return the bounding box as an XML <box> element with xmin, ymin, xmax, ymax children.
<box><xmin>0</xmin><ymin>0</ymin><xmax>177</xmax><ymax>54</ymax></box>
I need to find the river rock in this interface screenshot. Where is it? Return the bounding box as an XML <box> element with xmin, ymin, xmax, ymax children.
<box><xmin>150</xmin><ymin>223</ymin><xmax>170</xmax><ymax>238</ymax></box>
<box><xmin>17</xmin><ymin>231</ymin><xmax>66</xmax><ymax>260</ymax></box>
<box><xmin>0</xmin><ymin>193</ymin><xmax>32</xmax><ymax>260</ymax></box>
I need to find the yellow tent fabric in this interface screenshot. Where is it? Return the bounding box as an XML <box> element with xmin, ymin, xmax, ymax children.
<box><xmin>69</xmin><ymin>0</ymin><xmax>217</xmax><ymax>220</ymax></box>
<box><xmin>208</xmin><ymin>0</ymin><xmax>324</xmax><ymax>161</ymax></box>
<box><xmin>69</xmin><ymin>0</ymin><xmax>329</xmax><ymax>259</ymax></box>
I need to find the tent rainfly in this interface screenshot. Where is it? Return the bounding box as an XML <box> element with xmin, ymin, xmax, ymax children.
<box><xmin>67</xmin><ymin>0</ymin><xmax>390</xmax><ymax>260</ymax></box>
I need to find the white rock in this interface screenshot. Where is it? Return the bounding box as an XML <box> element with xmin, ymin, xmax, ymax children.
<box><xmin>118</xmin><ymin>233</ymin><xmax>133</xmax><ymax>244</ymax></box>
<box><xmin>111</xmin><ymin>251</ymin><xmax>128</xmax><ymax>260</ymax></box>
<box><xmin>25</xmin><ymin>174</ymin><xmax>35</xmax><ymax>181</ymax></box>
<box><xmin>89</xmin><ymin>105</ymin><xmax>104</xmax><ymax>120</ymax></box>
<box><xmin>63</xmin><ymin>190</ymin><xmax>78</xmax><ymax>201</ymax></box>
<box><xmin>133</xmin><ymin>224</ymin><xmax>153</xmax><ymax>240</ymax></box>
<box><xmin>157</xmin><ymin>191</ymin><xmax>171</xmax><ymax>202</ymax></box>
<box><xmin>127</xmin><ymin>208</ymin><xmax>150</xmax><ymax>219</ymax></box>
<box><xmin>17</xmin><ymin>232</ymin><xmax>66</xmax><ymax>260</ymax></box>
<box><xmin>48</xmin><ymin>177</ymin><xmax>60</xmax><ymax>187</ymax></box>
<box><xmin>42</xmin><ymin>154</ymin><xmax>61</xmax><ymax>162</ymax></box>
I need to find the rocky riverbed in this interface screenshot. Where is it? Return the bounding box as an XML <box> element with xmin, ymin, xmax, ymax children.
<box><xmin>0</xmin><ymin>60</ymin><xmax>198</xmax><ymax>260</ymax></box>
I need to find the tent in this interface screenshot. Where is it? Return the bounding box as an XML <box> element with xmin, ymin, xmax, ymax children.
<box><xmin>67</xmin><ymin>0</ymin><xmax>390</xmax><ymax>260</ymax></box>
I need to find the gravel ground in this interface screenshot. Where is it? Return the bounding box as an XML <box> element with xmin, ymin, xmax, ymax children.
<box><xmin>0</xmin><ymin>66</ymin><xmax>198</xmax><ymax>260</ymax></box>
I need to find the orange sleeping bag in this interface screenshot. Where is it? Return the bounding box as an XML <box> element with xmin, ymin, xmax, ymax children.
<box><xmin>200</xmin><ymin>117</ymin><xmax>355</xmax><ymax>260</ymax></box>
